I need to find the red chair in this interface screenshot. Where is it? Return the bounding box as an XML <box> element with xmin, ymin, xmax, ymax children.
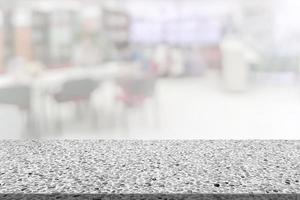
<box><xmin>115</xmin><ymin>75</ymin><xmax>158</xmax><ymax>130</ymax></box>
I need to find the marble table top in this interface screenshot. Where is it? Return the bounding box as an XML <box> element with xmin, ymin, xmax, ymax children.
<box><xmin>0</xmin><ymin>140</ymin><xmax>299</xmax><ymax>199</ymax></box>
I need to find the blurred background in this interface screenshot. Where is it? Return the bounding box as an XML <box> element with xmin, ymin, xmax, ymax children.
<box><xmin>0</xmin><ymin>0</ymin><xmax>300</xmax><ymax>139</ymax></box>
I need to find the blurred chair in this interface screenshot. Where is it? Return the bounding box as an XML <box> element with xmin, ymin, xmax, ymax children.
<box><xmin>115</xmin><ymin>75</ymin><xmax>159</xmax><ymax>130</ymax></box>
<box><xmin>51</xmin><ymin>77</ymin><xmax>100</xmax><ymax>133</ymax></box>
<box><xmin>116</xmin><ymin>76</ymin><xmax>156</xmax><ymax>106</ymax></box>
<box><xmin>0</xmin><ymin>84</ymin><xmax>35</xmax><ymax>137</ymax></box>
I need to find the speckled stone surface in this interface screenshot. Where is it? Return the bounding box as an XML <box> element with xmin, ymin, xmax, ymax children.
<box><xmin>0</xmin><ymin>140</ymin><xmax>299</xmax><ymax>199</ymax></box>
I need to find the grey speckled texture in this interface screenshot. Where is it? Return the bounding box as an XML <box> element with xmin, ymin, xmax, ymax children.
<box><xmin>0</xmin><ymin>140</ymin><xmax>299</xmax><ymax>194</ymax></box>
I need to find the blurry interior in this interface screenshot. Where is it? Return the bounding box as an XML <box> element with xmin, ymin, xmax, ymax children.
<box><xmin>0</xmin><ymin>0</ymin><xmax>300</xmax><ymax>139</ymax></box>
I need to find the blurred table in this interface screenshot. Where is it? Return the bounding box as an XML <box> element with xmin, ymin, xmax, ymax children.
<box><xmin>0</xmin><ymin>63</ymin><xmax>122</xmax><ymax>137</ymax></box>
<box><xmin>36</xmin><ymin>63</ymin><xmax>121</xmax><ymax>93</ymax></box>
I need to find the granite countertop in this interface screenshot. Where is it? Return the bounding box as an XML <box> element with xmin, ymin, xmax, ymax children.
<box><xmin>0</xmin><ymin>140</ymin><xmax>299</xmax><ymax>199</ymax></box>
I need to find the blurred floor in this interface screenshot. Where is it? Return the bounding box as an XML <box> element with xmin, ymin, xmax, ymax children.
<box><xmin>1</xmin><ymin>71</ymin><xmax>300</xmax><ymax>140</ymax></box>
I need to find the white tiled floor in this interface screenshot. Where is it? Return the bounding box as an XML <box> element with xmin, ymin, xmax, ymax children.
<box><xmin>123</xmin><ymin>73</ymin><xmax>300</xmax><ymax>140</ymax></box>
<box><xmin>1</xmin><ymin>71</ymin><xmax>300</xmax><ymax>139</ymax></box>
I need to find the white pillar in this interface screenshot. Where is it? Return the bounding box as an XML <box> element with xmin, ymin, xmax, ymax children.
<box><xmin>221</xmin><ymin>36</ymin><xmax>249</xmax><ymax>92</ymax></box>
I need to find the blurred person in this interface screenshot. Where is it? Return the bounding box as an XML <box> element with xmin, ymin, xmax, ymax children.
<box><xmin>143</xmin><ymin>47</ymin><xmax>158</xmax><ymax>75</ymax></box>
<box><xmin>73</xmin><ymin>37</ymin><xmax>102</xmax><ymax>67</ymax></box>
<box><xmin>243</xmin><ymin>43</ymin><xmax>262</xmax><ymax>71</ymax></box>
<box><xmin>185</xmin><ymin>46</ymin><xmax>207</xmax><ymax>76</ymax></box>
<box><xmin>129</xmin><ymin>46</ymin><xmax>158</xmax><ymax>76</ymax></box>
<box><xmin>169</xmin><ymin>46</ymin><xmax>185</xmax><ymax>77</ymax></box>
<box><xmin>153</xmin><ymin>44</ymin><xmax>170</xmax><ymax>76</ymax></box>
<box><xmin>129</xmin><ymin>45</ymin><xmax>143</xmax><ymax>63</ymax></box>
